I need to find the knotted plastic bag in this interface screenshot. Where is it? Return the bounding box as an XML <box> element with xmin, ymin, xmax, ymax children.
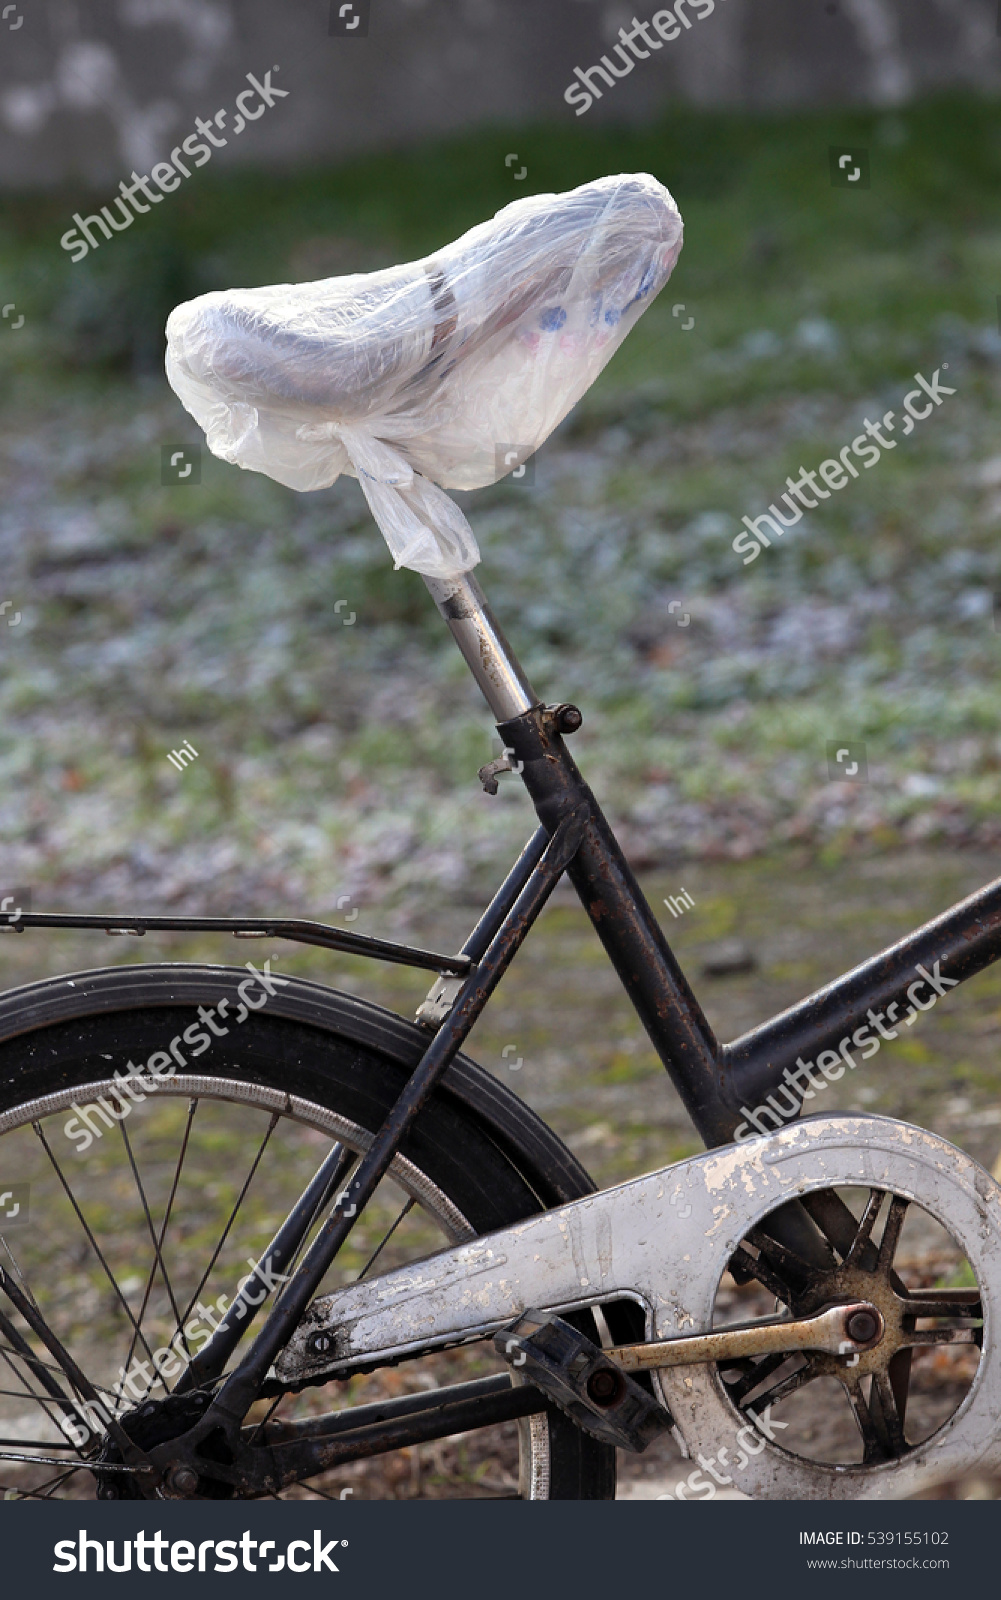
<box><xmin>164</xmin><ymin>173</ymin><xmax>684</xmax><ymax>577</ymax></box>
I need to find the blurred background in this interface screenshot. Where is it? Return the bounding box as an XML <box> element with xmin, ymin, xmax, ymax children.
<box><xmin>4</xmin><ymin>3</ymin><xmax>1001</xmax><ymax>1452</ymax></box>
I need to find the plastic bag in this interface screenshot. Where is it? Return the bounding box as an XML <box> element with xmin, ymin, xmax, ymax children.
<box><xmin>164</xmin><ymin>173</ymin><xmax>684</xmax><ymax>577</ymax></box>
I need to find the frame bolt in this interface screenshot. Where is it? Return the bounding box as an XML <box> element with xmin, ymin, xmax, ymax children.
<box><xmin>549</xmin><ymin>703</ymin><xmax>583</xmax><ymax>735</ymax></box>
<box><xmin>310</xmin><ymin>1333</ymin><xmax>333</xmax><ymax>1355</ymax></box>
<box><xmin>846</xmin><ymin>1309</ymin><xmax>879</xmax><ymax>1344</ymax></box>
<box><xmin>165</xmin><ymin>1463</ymin><xmax>199</xmax><ymax>1497</ymax></box>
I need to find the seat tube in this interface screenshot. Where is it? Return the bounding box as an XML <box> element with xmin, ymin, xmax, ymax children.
<box><xmin>497</xmin><ymin>705</ymin><xmax>732</xmax><ymax>1145</ymax></box>
<box><xmin>423</xmin><ymin>569</ymin><xmax>731</xmax><ymax>1144</ymax></box>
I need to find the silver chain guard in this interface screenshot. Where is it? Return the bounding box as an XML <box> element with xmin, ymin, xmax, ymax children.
<box><xmin>276</xmin><ymin>1114</ymin><xmax>1001</xmax><ymax>1497</ymax></box>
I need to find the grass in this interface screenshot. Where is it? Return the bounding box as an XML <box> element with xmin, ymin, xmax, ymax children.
<box><xmin>1</xmin><ymin>93</ymin><xmax>1001</xmax><ymax>912</ymax></box>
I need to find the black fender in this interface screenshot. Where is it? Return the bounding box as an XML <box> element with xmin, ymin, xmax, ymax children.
<box><xmin>0</xmin><ymin>962</ymin><xmax>596</xmax><ymax>1210</ymax></box>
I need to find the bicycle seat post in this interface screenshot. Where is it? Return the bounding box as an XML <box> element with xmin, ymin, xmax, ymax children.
<box><xmin>424</xmin><ymin>572</ymin><xmax>540</xmax><ymax>723</ymax></box>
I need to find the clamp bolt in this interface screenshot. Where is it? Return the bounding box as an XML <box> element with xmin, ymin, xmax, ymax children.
<box><xmin>549</xmin><ymin>703</ymin><xmax>583</xmax><ymax>735</ymax></box>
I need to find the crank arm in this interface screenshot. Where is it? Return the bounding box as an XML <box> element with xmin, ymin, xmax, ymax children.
<box><xmin>608</xmin><ymin>1300</ymin><xmax>883</xmax><ymax>1371</ymax></box>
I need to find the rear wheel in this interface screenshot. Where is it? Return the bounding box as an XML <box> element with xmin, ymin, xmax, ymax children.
<box><xmin>0</xmin><ymin>963</ymin><xmax>616</xmax><ymax>1500</ymax></box>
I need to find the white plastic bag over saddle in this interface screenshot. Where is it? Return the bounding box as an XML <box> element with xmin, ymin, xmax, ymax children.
<box><xmin>165</xmin><ymin>173</ymin><xmax>684</xmax><ymax>577</ymax></box>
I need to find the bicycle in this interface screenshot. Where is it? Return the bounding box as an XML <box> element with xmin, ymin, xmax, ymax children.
<box><xmin>0</xmin><ymin>175</ymin><xmax>998</xmax><ymax>1502</ymax></box>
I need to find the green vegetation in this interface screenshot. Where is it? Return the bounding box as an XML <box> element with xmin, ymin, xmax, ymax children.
<box><xmin>2</xmin><ymin>93</ymin><xmax>1001</xmax><ymax>913</ymax></box>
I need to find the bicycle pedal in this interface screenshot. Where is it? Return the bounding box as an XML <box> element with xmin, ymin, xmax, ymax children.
<box><xmin>495</xmin><ymin>1308</ymin><xmax>672</xmax><ymax>1453</ymax></box>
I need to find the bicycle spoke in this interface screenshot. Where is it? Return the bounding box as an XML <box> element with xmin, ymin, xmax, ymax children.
<box><xmin>247</xmin><ymin>1393</ymin><xmax>285</xmax><ymax>1449</ymax></box>
<box><xmin>0</xmin><ymin>1349</ymin><xmax>63</xmax><ymax>1439</ymax></box>
<box><xmin>0</xmin><ymin>1380</ymin><xmax>87</xmax><ymax>1404</ymax></box>
<box><xmin>120</xmin><ymin>1098</ymin><xmax>198</xmax><ymax>1387</ymax></box>
<box><xmin>0</xmin><ymin>1342</ymin><xmax>93</xmax><ymax>1464</ymax></box>
<box><xmin>119</xmin><ymin>1117</ymin><xmax>185</xmax><ymax>1337</ymax></box>
<box><xmin>0</xmin><ymin>1345</ymin><xmax>119</xmax><ymax>1403</ymax></box>
<box><xmin>0</xmin><ymin>1236</ymin><xmax>110</xmax><ymax>1445</ymax></box>
<box><xmin>295</xmin><ymin>1477</ymin><xmax>339</xmax><ymax>1500</ymax></box>
<box><xmin>0</xmin><ymin>1236</ymin><xmax>42</xmax><ymax>1317</ymax></box>
<box><xmin>31</xmin><ymin>1122</ymin><xmax>158</xmax><ymax>1370</ymax></box>
<box><xmin>0</xmin><ymin>1469</ymin><xmax>84</xmax><ymax>1501</ymax></box>
<box><xmin>0</xmin><ymin>1435</ymin><xmax>82</xmax><ymax>1450</ymax></box>
<box><xmin>357</xmin><ymin>1197</ymin><xmax>415</xmax><ymax>1281</ymax></box>
<box><xmin>174</xmin><ymin>1112</ymin><xmax>280</xmax><ymax>1340</ymax></box>
<box><xmin>35</xmin><ymin>1466</ymin><xmax>87</xmax><ymax>1499</ymax></box>
<box><xmin>0</xmin><ymin>1309</ymin><xmax>77</xmax><ymax>1408</ymax></box>
<box><xmin>0</xmin><ymin>1263</ymin><xmax>111</xmax><ymax>1419</ymax></box>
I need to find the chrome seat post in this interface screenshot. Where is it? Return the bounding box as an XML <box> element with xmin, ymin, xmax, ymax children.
<box><xmin>423</xmin><ymin>572</ymin><xmax>540</xmax><ymax>723</ymax></box>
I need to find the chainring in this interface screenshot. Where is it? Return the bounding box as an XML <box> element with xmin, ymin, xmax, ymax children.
<box><xmin>655</xmin><ymin>1119</ymin><xmax>1001</xmax><ymax>1498</ymax></box>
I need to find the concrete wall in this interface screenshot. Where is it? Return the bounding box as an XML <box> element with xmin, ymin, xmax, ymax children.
<box><xmin>1</xmin><ymin>0</ymin><xmax>998</xmax><ymax>189</ymax></box>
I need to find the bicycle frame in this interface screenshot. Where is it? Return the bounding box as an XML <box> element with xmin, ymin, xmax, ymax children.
<box><xmin>426</xmin><ymin>571</ymin><xmax>1001</xmax><ymax>1144</ymax></box>
<box><xmin>7</xmin><ymin>568</ymin><xmax>1001</xmax><ymax>1493</ymax></box>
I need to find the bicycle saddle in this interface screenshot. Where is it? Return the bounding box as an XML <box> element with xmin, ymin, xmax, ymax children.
<box><xmin>165</xmin><ymin>173</ymin><xmax>683</xmax><ymax>576</ymax></box>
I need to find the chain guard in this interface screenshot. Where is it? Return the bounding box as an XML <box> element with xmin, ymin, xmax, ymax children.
<box><xmin>275</xmin><ymin>1114</ymin><xmax>1001</xmax><ymax>1497</ymax></box>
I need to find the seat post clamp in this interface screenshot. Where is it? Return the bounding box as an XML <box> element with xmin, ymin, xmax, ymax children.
<box><xmin>543</xmin><ymin>704</ymin><xmax>583</xmax><ymax>736</ymax></box>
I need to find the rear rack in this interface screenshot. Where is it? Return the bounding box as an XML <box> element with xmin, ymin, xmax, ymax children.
<box><xmin>0</xmin><ymin>913</ymin><xmax>471</xmax><ymax>977</ymax></box>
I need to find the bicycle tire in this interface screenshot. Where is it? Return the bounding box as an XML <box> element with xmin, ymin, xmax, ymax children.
<box><xmin>0</xmin><ymin>961</ymin><xmax>618</xmax><ymax>1500</ymax></box>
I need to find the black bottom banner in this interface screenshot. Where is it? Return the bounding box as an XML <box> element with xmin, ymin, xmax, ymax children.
<box><xmin>3</xmin><ymin>1498</ymin><xmax>994</xmax><ymax>1596</ymax></box>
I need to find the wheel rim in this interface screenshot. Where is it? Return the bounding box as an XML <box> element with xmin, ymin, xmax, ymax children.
<box><xmin>0</xmin><ymin>1074</ymin><xmax>551</xmax><ymax>1499</ymax></box>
